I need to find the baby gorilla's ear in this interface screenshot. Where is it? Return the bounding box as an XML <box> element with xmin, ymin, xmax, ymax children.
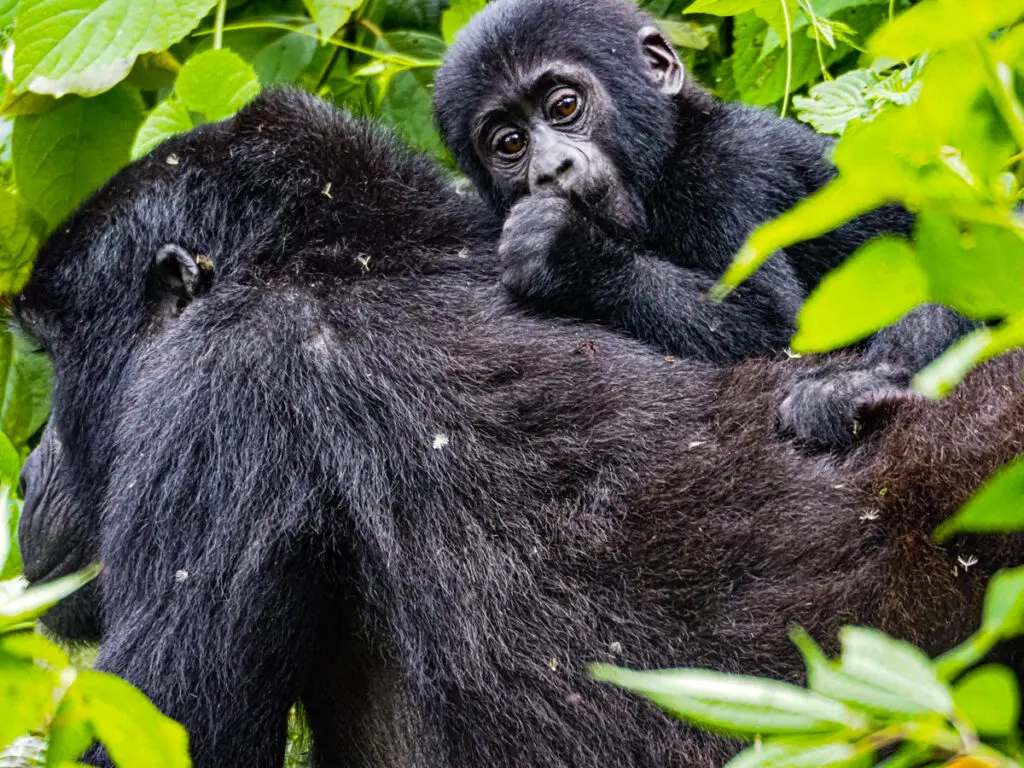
<box><xmin>638</xmin><ymin>26</ymin><xmax>684</xmax><ymax>96</ymax></box>
<box><xmin>150</xmin><ymin>244</ymin><xmax>215</xmax><ymax>308</ymax></box>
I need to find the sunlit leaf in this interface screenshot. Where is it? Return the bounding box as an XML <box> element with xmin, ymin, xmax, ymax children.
<box><xmin>441</xmin><ymin>0</ymin><xmax>485</xmax><ymax>44</ymax></box>
<box><xmin>591</xmin><ymin>664</ymin><xmax>867</xmax><ymax>737</ymax></box>
<box><xmin>68</xmin><ymin>670</ymin><xmax>190</xmax><ymax>768</ymax></box>
<box><xmin>12</xmin><ymin>0</ymin><xmax>217</xmax><ymax>94</ymax></box>
<box><xmin>792</xmin><ymin>237</ymin><xmax>927</xmax><ymax>352</ymax></box>
<box><xmin>132</xmin><ymin>98</ymin><xmax>194</xmax><ymax>160</ymax></box>
<box><xmin>870</xmin><ymin>0</ymin><xmax>1024</xmax><ymax>60</ymax></box>
<box><xmin>792</xmin><ymin>627</ymin><xmax>936</xmax><ymax>717</ymax></box>
<box><xmin>981</xmin><ymin>566</ymin><xmax>1024</xmax><ymax>641</ymax></box>
<box><xmin>0</xmin><ymin>562</ymin><xmax>100</xmax><ymax>629</ymax></box>
<box><xmin>934</xmin><ymin>455</ymin><xmax>1024</xmax><ymax>541</ymax></box>
<box><xmin>951</xmin><ymin>664</ymin><xmax>1020</xmax><ymax>737</ymax></box>
<box><xmin>836</xmin><ymin>627</ymin><xmax>953</xmax><ymax>716</ymax></box>
<box><xmin>175</xmin><ymin>48</ymin><xmax>260</xmax><ymax>122</ymax></box>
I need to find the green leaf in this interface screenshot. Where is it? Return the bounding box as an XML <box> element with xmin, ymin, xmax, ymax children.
<box><xmin>2</xmin><ymin>332</ymin><xmax>52</xmax><ymax>448</ymax></box>
<box><xmin>934</xmin><ymin>455</ymin><xmax>1024</xmax><ymax>540</ymax></box>
<box><xmin>0</xmin><ymin>189</ymin><xmax>46</xmax><ymax>295</ymax></box>
<box><xmin>792</xmin><ymin>237</ymin><xmax>927</xmax><ymax>352</ymax></box>
<box><xmin>914</xmin><ymin>313</ymin><xmax>1024</xmax><ymax>399</ymax></box>
<box><xmin>302</xmin><ymin>0</ymin><xmax>364</xmax><ymax>40</ymax></box>
<box><xmin>916</xmin><ymin>212</ymin><xmax>1024</xmax><ymax>320</ymax></box>
<box><xmin>48</xmin><ymin>685</ymin><xmax>95</xmax><ymax>766</ymax></box>
<box><xmin>0</xmin><ymin>484</ymin><xmax>9</xmax><ymax>577</ymax></box>
<box><xmin>952</xmin><ymin>664</ymin><xmax>1020</xmax><ymax>737</ymax></box>
<box><xmin>378</xmin><ymin>70</ymin><xmax>444</xmax><ymax>159</ymax></box>
<box><xmin>792</xmin><ymin>627</ymin><xmax>936</xmax><ymax>717</ymax></box>
<box><xmin>727</xmin><ymin>738</ymin><xmax>873</xmax><ymax>768</ymax></box>
<box><xmin>13</xmin><ymin>85</ymin><xmax>143</xmax><ymax>226</ymax></box>
<box><xmin>0</xmin><ymin>650</ymin><xmax>56</xmax><ymax>752</ymax></box>
<box><xmin>0</xmin><ymin>496</ymin><xmax>20</xmax><ymax>581</ymax></box>
<box><xmin>793</xmin><ymin>69</ymin><xmax>879</xmax><ymax>135</ymax></box>
<box><xmin>591</xmin><ymin>664</ymin><xmax>868</xmax><ymax>737</ymax></box>
<box><xmin>981</xmin><ymin>566</ymin><xmax>1024</xmax><ymax>641</ymax></box>
<box><xmin>132</xmin><ymin>98</ymin><xmax>194</xmax><ymax>161</ymax></box>
<box><xmin>68</xmin><ymin>670</ymin><xmax>190</xmax><ymax>768</ymax></box>
<box><xmin>836</xmin><ymin>627</ymin><xmax>953</xmax><ymax>717</ymax></box>
<box><xmin>0</xmin><ymin>562</ymin><xmax>100</xmax><ymax>630</ymax></box>
<box><xmin>0</xmin><ymin>436</ymin><xmax>20</xmax><ymax>489</ymax></box>
<box><xmin>175</xmin><ymin>48</ymin><xmax>260</xmax><ymax>122</ymax></box>
<box><xmin>684</xmin><ymin>0</ymin><xmax>761</xmax><ymax>14</ymax></box>
<box><xmin>441</xmin><ymin>0</ymin><xmax>485</xmax><ymax>44</ymax></box>
<box><xmin>12</xmin><ymin>0</ymin><xmax>217</xmax><ymax>94</ymax></box>
<box><xmin>870</xmin><ymin>0</ymin><xmax>1024</xmax><ymax>61</ymax></box>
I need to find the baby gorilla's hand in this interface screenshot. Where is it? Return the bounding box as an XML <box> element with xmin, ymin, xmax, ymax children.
<box><xmin>498</xmin><ymin>192</ymin><xmax>579</xmax><ymax>299</ymax></box>
<box><xmin>779</xmin><ymin>363</ymin><xmax>922</xmax><ymax>450</ymax></box>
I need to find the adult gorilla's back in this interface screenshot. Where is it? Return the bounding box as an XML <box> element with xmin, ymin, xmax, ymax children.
<box><xmin>14</xmin><ymin>89</ymin><xmax>1024</xmax><ymax>768</ymax></box>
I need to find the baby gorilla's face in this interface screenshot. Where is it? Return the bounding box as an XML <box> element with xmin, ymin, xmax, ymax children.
<box><xmin>470</xmin><ymin>62</ymin><xmax>645</xmax><ymax>232</ymax></box>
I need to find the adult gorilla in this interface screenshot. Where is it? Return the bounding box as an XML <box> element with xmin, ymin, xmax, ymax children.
<box><xmin>15</xmin><ymin>89</ymin><xmax>1024</xmax><ymax>768</ymax></box>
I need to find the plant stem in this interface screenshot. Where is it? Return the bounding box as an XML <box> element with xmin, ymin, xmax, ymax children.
<box><xmin>780</xmin><ymin>0</ymin><xmax>793</xmax><ymax>118</ymax></box>
<box><xmin>213</xmin><ymin>0</ymin><xmax>227</xmax><ymax>50</ymax></box>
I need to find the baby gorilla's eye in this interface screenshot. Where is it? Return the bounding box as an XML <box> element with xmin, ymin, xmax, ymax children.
<box><xmin>495</xmin><ymin>129</ymin><xmax>527</xmax><ymax>157</ymax></box>
<box><xmin>547</xmin><ymin>89</ymin><xmax>581</xmax><ymax>123</ymax></box>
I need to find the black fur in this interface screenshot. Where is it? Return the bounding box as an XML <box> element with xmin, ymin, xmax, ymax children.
<box><xmin>15</xmin><ymin>90</ymin><xmax>1024</xmax><ymax>768</ymax></box>
<box><xmin>432</xmin><ymin>0</ymin><xmax>976</xmax><ymax>449</ymax></box>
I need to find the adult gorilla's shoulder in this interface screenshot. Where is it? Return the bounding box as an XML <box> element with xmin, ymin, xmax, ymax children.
<box><xmin>14</xmin><ymin>89</ymin><xmax>1024</xmax><ymax>768</ymax></box>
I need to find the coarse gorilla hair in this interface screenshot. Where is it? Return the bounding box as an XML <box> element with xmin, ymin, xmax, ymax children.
<box><xmin>14</xmin><ymin>88</ymin><xmax>1024</xmax><ymax>768</ymax></box>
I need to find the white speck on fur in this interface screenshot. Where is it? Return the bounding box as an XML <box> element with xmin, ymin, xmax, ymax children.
<box><xmin>860</xmin><ymin>510</ymin><xmax>879</xmax><ymax>521</ymax></box>
<box><xmin>166</xmin><ymin>154</ymin><xmax>180</xmax><ymax>165</ymax></box>
<box><xmin>433</xmin><ymin>433</ymin><xmax>449</xmax><ymax>450</ymax></box>
<box><xmin>174</xmin><ymin>569</ymin><xmax>189</xmax><ymax>583</ymax></box>
<box><xmin>322</xmin><ymin>182</ymin><xmax>333</xmax><ymax>199</ymax></box>
<box><xmin>957</xmin><ymin>554</ymin><xmax>978</xmax><ymax>570</ymax></box>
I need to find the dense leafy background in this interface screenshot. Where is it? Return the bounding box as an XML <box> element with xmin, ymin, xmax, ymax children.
<box><xmin>0</xmin><ymin>0</ymin><xmax>1022</xmax><ymax>766</ymax></box>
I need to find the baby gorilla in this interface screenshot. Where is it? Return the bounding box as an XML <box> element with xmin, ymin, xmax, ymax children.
<box><xmin>433</xmin><ymin>0</ymin><xmax>974</xmax><ymax>449</ymax></box>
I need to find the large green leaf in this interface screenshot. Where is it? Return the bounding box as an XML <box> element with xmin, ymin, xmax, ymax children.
<box><xmin>934</xmin><ymin>455</ymin><xmax>1024</xmax><ymax>540</ymax></box>
<box><xmin>175</xmin><ymin>48</ymin><xmax>260</xmax><ymax>122</ymax></box>
<box><xmin>66</xmin><ymin>670</ymin><xmax>190</xmax><ymax>768</ymax></box>
<box><xmin>951</xmin><ymin>664</ymin><xmax>1020</xmax><ymax>737</ymax></box>
<box><xmin>835</xmin><ymin>627</ymin><xmax>953</xmax><ymax>717</ymax></box>
<box><xmin>792</xmin><ymin>237</ymin><xmax>927</xmax><ymax>352</ymax></box>
<box><xmin>0</xmin><ymin>650</ymin><xmax>56</xmax><ymax>752</ymax></box>
<box><xmin>981</xmin><ymin>566</ymin><xmax>1024</xmax><ymax>641</ymax></box>
<box><xmin>792</xmin><ymin>627</ymin><xmax>938</xmax><ymax>717</ymax></box>
<box><xmin>916</xmin><ymin>213</ymin><xmax>1024</xmax><ymax>320</ymax></box>
<box><xmin>0</xmin><ymin>562</ymin><xmax>100</xmax><ymax>631</ymax></box>
<box><xmin>12</xmin><ymin>0</ymin><xmax>217</xmax><ymax>94</ymax></box>
<box><xmin>12</xmin><ymin>85</ymin><xmax>143</xmax><ymax>226</ymax></box>
<box><xmin>870</xmin><ymin>0</ymin><xmax>1024</xmax><ymax>60</ymax></box>
<box><xmin>591</xmin><ymin>664</ymin><xmax>868</xmax><ymax>737</ymax></box>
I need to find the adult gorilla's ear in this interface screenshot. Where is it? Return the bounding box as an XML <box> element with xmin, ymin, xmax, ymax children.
<box><xmin>150</xmin><ymin>244</ymin><xmax>215</xmax><ymax>308</ymax></box>
<box><xmin>638</xmin><ymin>26</ymin><xmax>685</xmax><ymax>96</ymax></box>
